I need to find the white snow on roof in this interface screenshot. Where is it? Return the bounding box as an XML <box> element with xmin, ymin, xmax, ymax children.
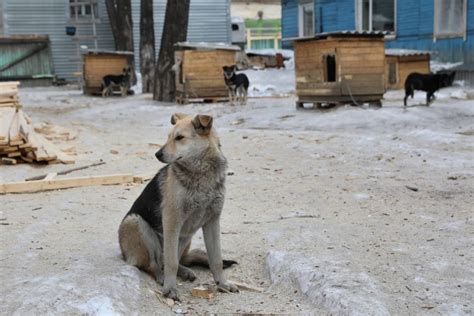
<box><xmin>175</xmin><ymin>42</ymin><xmax>241</xmax><ymax>51</ymax></box>
<box><xmin>385</xmin><ymin>48</ymin><xmax>431</xmax><ymax>56</ymax></box>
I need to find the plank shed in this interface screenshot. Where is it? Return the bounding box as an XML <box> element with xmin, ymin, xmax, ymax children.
<box><xmin>385</xmin><ymin>49</ymin><xmax>431</xmax><ymax>90</ymax></box>
<box><xmin>292</xmin><ymin>31</ymin><xmax>386</xmax><ymax>108</ymax></box>
<box><xmin>174</xmin><ymin>42</ymin><xmax>241</xmax><ymax>104</ymax></box>
<box><xmin>82</xmin><ymin>50</ymin><xmax>133</xmax><ymax>96</ymax></box>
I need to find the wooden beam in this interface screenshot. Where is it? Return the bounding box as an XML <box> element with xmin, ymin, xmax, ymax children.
<box><xmin>0</xmin><ymin>174</ymin><xmax>133</xmax><ymax>194</ymax></box>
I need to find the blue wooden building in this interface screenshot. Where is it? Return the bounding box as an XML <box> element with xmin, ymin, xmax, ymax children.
<box><xmin>282</xmin><ymin>0</ymin><xmax>473</xmax><ymax>76</ymax></box>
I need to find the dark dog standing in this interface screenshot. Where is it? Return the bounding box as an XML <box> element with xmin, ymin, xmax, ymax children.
<box><xmin>102</xmin><ymin>67</ymin><xmax>131</xmax><ymax>97</ymax></box>
<box><xmin>404</xmin><ymin>72</ymin><xmax>456</xmax><ymax>106</ymax></box>
<box><xmin>223</xmin><ymin>65</ymin><xmax>249</xmax><ymax>105</ymax></box>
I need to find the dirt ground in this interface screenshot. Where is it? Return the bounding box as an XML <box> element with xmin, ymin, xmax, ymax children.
<box><xmin>1</xmin><ymin>86</ymin><xmax>473</xmax><ymax>315</ymax></box>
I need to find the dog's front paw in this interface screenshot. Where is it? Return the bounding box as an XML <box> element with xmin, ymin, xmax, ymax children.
<box><xmin>178</xmin><ymin>266</ymin><xmax>196</xmax><ymax>282</ymax></box>
<box><xmin>217</xmin><ymin>281</ymin><xmax>239</xmax><ymax>293</ymax></box>
<box><xmin>163</xmin><ymin>286</ymin><xmax>180</xmax><ymax>301</ymax></box>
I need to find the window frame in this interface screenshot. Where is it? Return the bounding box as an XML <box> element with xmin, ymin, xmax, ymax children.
<box><xmin>434</xmin><ymin>0</ymin><xmax>467</xmax><ymax>40</ymax></box>
<box><xmin>355</xmin><ymin>0</ymin><xmax>397</xmax><ymax>38</ymax></box>
<box><xmin>68</xmin><ymin>0</ymin><xmax>100</xmax><ymax>22</ymax></box>
<box><xmin>298</xmin><ymin>1</ymin><xmax>315</xmax><ymax>38</ymax></box>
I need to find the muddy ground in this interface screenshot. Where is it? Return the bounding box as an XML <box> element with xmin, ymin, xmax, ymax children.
<box><xmin>1</xmin><ymin>86</ymin><xmax>473</xmax><ymax>315</ymax></box>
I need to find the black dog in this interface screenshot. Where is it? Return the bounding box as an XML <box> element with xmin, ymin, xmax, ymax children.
<box><xmin>223</xmin><ymin>65</ymin><xmax>249</xmax><ymax>105</ymax></box>
<box><xmin>404</xmin><ymin>71</ymin><xmax>456</xmax><ymax>106</ymax></box>
<box><xmin>102</xmin><ymin>67</ymin><xmax>131</xmax><ymax>97</ymax></box>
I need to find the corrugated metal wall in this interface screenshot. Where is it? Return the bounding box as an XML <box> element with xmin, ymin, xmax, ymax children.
<box><xmin>131</xmin><ymin>0</ymin><xmax>231</xmax><ymax>71</ymax></box>
<box><xmin>4</xmin><ymin>0</ymin><xmax>115</xmax><ymax>81</ymax></box>
<box><xmin>4</xmin><ymin>0</ymin><xmax>231</xmax><ymax>80</ymax></box>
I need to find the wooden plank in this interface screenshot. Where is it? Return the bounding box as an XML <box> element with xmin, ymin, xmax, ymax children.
<box><xmin>34</xmin><ymin>133</ymin><xmax>75</xmax><ymax>164</ymax></box>
<box><xmin>9</xmin><ymin>110</ymin><xmax>22</xmax><ymax>142</ymax></box>
<box><xmin>230</xmin><ymin>281</ymin><xmax>264</xmax><ymax>293</ymax></box>
<box><xmin>1</xmin><ymin>157</ymin><xmax>17</xmax><ymax>165</ymax></box>
<box><xmin>0</xmin><ymin>108</ymin><xmax>16</xmax><ymax>143</ymax></box>
<box><xmin>7</xmin><ymin>151</ymin><xmax>21</xmax><ymax>157</ymax></box>
<box><xmin>0</xmin><ymin>174</ymin><xmax>134</xmax><ymax>194</ymax></box>
<box><xmin>191</xmin><ymin>286</ymin><xmax>214</xmax><ymax>299</ymax></box>
<box><xmin>297</xmin><ymin>86</ymin><xmax>342</xmax><ymax>96</ymax></box>
<box><xmin>133</xmin><ymin>173</ymin><xmax>155</xmax><ymax>184</ymax></box>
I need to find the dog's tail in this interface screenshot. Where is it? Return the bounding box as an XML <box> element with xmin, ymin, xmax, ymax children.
<box><xmin>180</xmin><ymin>248</ymin><xmax>237</xmax><ymax>269</ymax></box>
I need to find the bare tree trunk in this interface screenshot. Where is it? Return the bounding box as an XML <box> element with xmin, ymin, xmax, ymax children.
<box><xmin>153</xmin><ymin>0</ymin><xmax>190</xmax><ymax>102</ymax></box>
<box><xmin>140</xmin><ymin>0</ymin><xmax>155</xmax><ymax>93</ymax></box>
<box><xmin>105</xmin><ymin>0</ymin><xmax>137</xmax><ymax>85</ymax></box>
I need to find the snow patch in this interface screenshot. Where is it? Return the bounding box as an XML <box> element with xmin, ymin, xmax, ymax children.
<box><xmin>244</xmin><ymin>68</ymin><xmax>295</xmax><ymax>97</ymax></box>
<box><xmin>266</xmin><ymin>251</ymin><xmax>389</xmax><ymax>315</ymax></box>
<box><xmin>431</xmin><ymin>61</ymin><xmax>463</xmax><ymax>73</ymax></box>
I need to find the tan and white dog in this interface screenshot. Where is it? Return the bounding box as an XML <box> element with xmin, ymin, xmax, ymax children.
<box><xmin>118</xmin><ymin>113</ymin><xmax>238</xmax><ymax>300</ymax></box>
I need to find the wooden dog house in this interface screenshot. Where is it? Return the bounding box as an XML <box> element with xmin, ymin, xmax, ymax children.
<box><xmin>385</xmin><ymin>49</ymin><xmax>431</xmax><ymax>90</ymax></box>
<box><xmin>82</xmin><ymin>50</ymin><xmax>133</xmax><ymax>95</ymax></box>
<box><xmin>292</xmin><ymin>31</ymin><xmax>386</xmax><ymax>109</ymax></box>
<box><xmin>174</xmin><ymin>42</ymin><xmax>241</xmax><ymax>104</ymax></box>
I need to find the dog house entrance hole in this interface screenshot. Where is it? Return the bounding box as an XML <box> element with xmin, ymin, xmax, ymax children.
<box><xmin>324</xmin><ymin>54</ymin><xmax>336</xmax><ymax>82</ymax></box>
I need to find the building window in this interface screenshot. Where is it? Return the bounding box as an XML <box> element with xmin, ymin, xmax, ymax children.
<box><xmin>356</xmin><ymin>0</ymin><xmax>395</xmax><ymax>34</ymax></box>
<box><xmin>69</xmin><ymin>0</ymin><xmax>99</xmax><ymax>20</ymax></box>
<box><xmin>298</xmin><ymin>2</ymin><xmax>314</xmax><ymax>37</ymax></box>
<box><xmin>434</xmin><ymin>0</ymin><xmax>467</xmax><ymax>38</ymax></box>
<box><xmin>323</xmin><ymin>55</ymin><xmax>336</xmax><ymax>83</ymax></box>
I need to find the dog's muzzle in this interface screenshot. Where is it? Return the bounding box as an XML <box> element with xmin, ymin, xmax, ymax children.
<box><xmin>155</xmin><ymin>149</ymin><xmax>165</xmax><ymax>163</ymax></box>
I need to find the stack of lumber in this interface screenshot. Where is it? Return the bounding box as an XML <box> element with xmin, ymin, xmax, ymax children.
<box><xmin>0</xmin><ymin>82</ymin><xmax>21</xmax><ymax>108</ymax></box>
<box><xmin>0</xmin><ymin>82</ymin><xmax>74</xmax><ymax>165</ymax></box>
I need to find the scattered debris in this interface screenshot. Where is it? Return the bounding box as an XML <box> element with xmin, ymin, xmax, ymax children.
<box><xmin>34</xmin><ymin>122</ymin><xmax>77</xmax><ymax>141</ymax></box>
<box><xmin>231</xmin><ymin>118</ymin><xmax>245</xmax><ymax>125</ymax></box>
<box><xmin>405</xmin><ymin>185</ymin><xmax>419</xmax><ymax>192</ymax></box>
<box><xmin>191</xmin><ymin>286</ymin><xmax>214</xmax><ymax>299</ymax></box>
<box><xmin>279</xmin><ymin>212</ymin><xmax>318</xmax><ymax>220</ymax></box>
<box><xmin>110</xmin><ymin>149</ymin><xmax>119</xmax><ymax>154</ymax></box>
<box><xmin>456</xmin><ymin>129</ymin><xmax>474</xmax><ymax>136</ymax></box>
<box><xmin>151</xmin><ymin>289</ymin><xmax>175</xmax><ymax>307</ymax></box>
<box><xmin>230</xmin><ymin>280</ymin><xmax>264</xmax><ymax>293</ymax></box>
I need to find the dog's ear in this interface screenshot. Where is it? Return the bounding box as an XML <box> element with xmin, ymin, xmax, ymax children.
<box><xmin>192</xmin><ymin>115</ymin><xmax>213</xmax><ymax>135</ymax></box>
<box><xmin>223</xmin><ymin>66</ymin><xmax>227</xmax><ymax>71</ymax></box>
<box><xmin>171</xmin><ymin>113</ymin><xmax>188</xmax><ymax>125</ymax></box>
<box><xmin>232</xmin><ymin>65</ymin><xmax>237</xmax><ymax>71</ymax></box>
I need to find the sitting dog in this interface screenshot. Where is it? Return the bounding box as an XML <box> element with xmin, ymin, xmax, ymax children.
<box><xmin>404</xmin><ymin>71</ymin><xmax>455</xmax><ymax>106</ymax></box>
<box><xmin>118</xmin><ymin>113</ymin><xmax>238</xmax><ymax>300</ymax></box>
<box><xmin>101</xmin><ymin>67</ymin><xmax>131</xmax><ymax>97</ymax></box>
<box><xmin>223</xmin><ymin>65</ymin><xmax>249</xmax><ymax>105</ymax></box>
